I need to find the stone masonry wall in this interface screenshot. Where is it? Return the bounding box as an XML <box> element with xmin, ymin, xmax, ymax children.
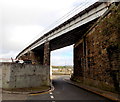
<box><xmin>18</xmin><ymin>50</ymin><xmax>44</xmax><ymax>64</ymax></box>
<box><xmin>0</xmin><ymin>64</ymin><xmax>2</xmax><ymax>88</ymax></box>
<box><xmin>1</xmin><ymin>63</ymin><xmax>50</xmax><ymax>89</ymax></box>
<box><xmin>72</xmin><ymin>3</ymin><xmax>120</xmax><ymax>93</ymax></box>
<box><xmin>44</xmin><ymin>42</ymin><xmax>50</xmax><ymax>66</ymax></box>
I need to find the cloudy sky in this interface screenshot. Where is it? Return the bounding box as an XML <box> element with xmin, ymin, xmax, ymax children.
<box><xmin>0</xmin><ymin>0</ymin><xmax>97</xmax><ymax>65</ymax></box>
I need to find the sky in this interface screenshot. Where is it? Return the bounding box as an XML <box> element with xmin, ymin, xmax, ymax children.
<box><xmin>0</xmin><ymin>0</ymin><xmax>97</xmax><ymax>65</ymax></box>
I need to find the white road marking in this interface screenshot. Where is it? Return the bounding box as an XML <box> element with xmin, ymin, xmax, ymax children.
<box><xmin>50</xmin><ymin>95</ymin><xmax>54</xmax><ymax>99</ymax></box>
<box><xmin>50</xmin><ymin>92</ymin><xmax>52</xmax><ymax>94</ymax></box>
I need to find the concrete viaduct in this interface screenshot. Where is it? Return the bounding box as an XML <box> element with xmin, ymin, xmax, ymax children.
<box><xmin>16</xmin><ymin>0</ymin><xmax>120</xmax><ymax>93</ymax></box>
<box><xmin>0</xmin><ymin>0</ymin><xmax>118</xmax><ymax>95</ymax></box>
<box><xmin>16</xmin><ymin>2</ymin><xmax>110</xmax><ymax>65</ymax></box>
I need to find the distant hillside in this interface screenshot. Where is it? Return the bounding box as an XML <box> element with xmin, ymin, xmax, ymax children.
<box><xmin>52</xmin><ymin>66</ymin><xmax>73</xmax><ymax>69</ymax></box>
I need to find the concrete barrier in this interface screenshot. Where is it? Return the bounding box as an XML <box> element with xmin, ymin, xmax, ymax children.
<box><xmin>1</xmin><ymin>63</ymin><xmax>50</xmax><ymax>89</ymax></box>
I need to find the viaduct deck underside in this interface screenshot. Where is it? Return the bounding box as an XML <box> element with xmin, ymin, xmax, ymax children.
<box><xmin>33</xmin><ymin>18</ymin><xmax>98</xmax><ymax>52</ymax></box>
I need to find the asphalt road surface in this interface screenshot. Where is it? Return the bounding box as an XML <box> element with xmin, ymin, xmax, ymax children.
<box><xmin>26</xmin><ymin>75</ymin><xmax>112</xmax><ymax>102</ymax></box>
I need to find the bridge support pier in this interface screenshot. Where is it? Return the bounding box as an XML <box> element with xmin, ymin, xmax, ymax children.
<box><xmin>72</xmin><ymin>4</ymin><xmax>120</xmax><ymax>93</ymax></box>
<box><xmin>43</xmin><ymin>41</ymin><xmax>50</xmax><ymax>66</ymax></box>
<box><xmin>73</xmin><ymin>39</ymin><xmax>84</xmax><ymax>82</ymax></box>
<box><xmin>43</xmin><ymin>41</ymin><xmax>50</xmax><ymax>86</ymax></box>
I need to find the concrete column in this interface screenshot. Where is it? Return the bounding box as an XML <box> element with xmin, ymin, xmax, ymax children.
<box><xmin>43</xmin><ymin>41</ymin><xmax>50</xmax><ymax>66</ymax></box>
<box><xmin>43</xmin><ymin>41</ymin><xmax>50</xmax><ymax>86</ymax></box>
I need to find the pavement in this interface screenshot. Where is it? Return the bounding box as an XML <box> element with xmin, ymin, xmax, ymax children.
<box><xmin>1</xmin><ymin>85</ymin><xmax>51</xmax><ymax>101</ymax></box>
<box><xmin>64</xmin><ymin>78</ymin><xmax>120</xmax><ymax>102</ymax></box>
<box><xmin>2</xmin><ymin>86</ymin><xmax>51</xmax><ymax>95</ymax></box>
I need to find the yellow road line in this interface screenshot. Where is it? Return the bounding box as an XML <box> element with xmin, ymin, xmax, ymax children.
<box><xmin>30</xmin><ymin>85</ymin><xmax>55</xmax><ymax>96</ymax></box>
<box><xmin>30</xmin><ymin>90</ymin><xmax>50</xmax><ymax>96</ymax></box>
